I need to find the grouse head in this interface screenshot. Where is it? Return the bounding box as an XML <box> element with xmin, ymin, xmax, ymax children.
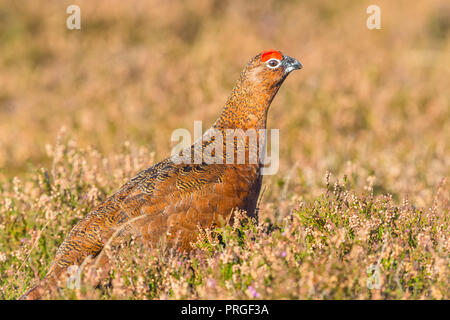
<box><xmin>242</xmin><ymin>50</ymin><xmax>302</xmax><ymax>90</ymax></box>
<box><xmin>216</xmin><ymin>50</ymin><xmax>302</xmax><ymax>130</ymax></box>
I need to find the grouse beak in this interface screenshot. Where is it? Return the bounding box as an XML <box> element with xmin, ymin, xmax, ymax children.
<box><xmin>282</xmin><ymin>55</ymin><xmax>302</xmax><ymax>74</ymax></box>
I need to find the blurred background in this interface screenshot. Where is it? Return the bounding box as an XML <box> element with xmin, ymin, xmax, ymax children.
<box><xmin>0</xmin><ymin>0</ymin><xmax>449</xmax><ymax>208</ymax></box>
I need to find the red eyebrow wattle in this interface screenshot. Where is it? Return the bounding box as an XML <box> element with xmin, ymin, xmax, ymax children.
<box><xmin>261</xmin><ymin>50</ymin><xmax>283</xmax><ymax>62</ymax></box>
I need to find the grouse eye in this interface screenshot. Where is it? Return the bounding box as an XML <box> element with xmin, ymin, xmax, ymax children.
<box><xmin>266</xmin><ymin>58</ymin><xmax>281</xmax><ymax>69</ymax></box>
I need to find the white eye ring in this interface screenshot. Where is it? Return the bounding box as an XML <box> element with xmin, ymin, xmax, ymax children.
<box><xmin>266</xmin><ymin>58</ymin><xmax>281</xmax><ymax>69</ymax></box>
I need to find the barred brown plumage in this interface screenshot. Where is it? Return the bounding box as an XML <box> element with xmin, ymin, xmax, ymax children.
<box><xmin>20</xmin><ymin>50</ymin><xmax>302</xmax><ymax>300</ymax></box>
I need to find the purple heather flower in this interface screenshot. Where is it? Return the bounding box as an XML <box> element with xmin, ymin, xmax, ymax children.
<box><xmin>248</xmin><ymin>285</ymin><xmax>261</xmax><ymax>298</ymax></box>
<box><xmin>206</xmin><ymin>278</ymin><xmax>216</xmax><ymax>288</ymax></box>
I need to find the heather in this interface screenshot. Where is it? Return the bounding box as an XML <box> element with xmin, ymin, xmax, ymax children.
<box><xmin>0</xmin><ymin>0</ymin><xmax>449</xmax><ymax>299</ymax></box>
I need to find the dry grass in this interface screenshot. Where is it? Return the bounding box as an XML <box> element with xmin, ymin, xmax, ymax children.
<box><xmin>0</xmin><ymin>0</ymin><xmax>449</xmax><ymax>299</ymax></box>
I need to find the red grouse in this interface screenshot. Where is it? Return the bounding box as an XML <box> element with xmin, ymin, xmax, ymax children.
<box><xmin>21</xmin><ymin>50</ymin><xmax>302</xmax><ymax>299</ymax></box>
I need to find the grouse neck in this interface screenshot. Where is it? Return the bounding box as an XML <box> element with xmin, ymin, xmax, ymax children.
<box><xmin>213</xmin><ymin>74</ymin><xmax>283</xmax><ymax>132</ymax></box>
